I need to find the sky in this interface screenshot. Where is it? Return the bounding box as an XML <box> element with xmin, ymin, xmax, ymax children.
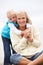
<box><xmin>0</xmin><ymin>0</ymin><xmax>43</xmax><ymax>30</ymax></box>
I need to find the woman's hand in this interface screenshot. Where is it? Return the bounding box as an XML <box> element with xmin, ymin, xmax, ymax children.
<box><xmin>20</xmin><ymin>31</ymin><xmax>25</xmax><ymax>37</ymax></box>
<box><xmin>23</xmin><ymin>28</ymin><xmax>33</xmax><ymax>42</ymax></box>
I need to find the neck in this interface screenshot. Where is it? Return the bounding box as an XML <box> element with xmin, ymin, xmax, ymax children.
<box><xmin>19</xmin><ymin>26</ymin><xmax>26</xmax><ymax>31</ymax></box>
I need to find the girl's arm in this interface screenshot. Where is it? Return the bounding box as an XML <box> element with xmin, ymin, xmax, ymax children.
<box><xmin>8</xmin><ymin>23</ymin><xmax>21</xmax><ymax>35</ymax></box>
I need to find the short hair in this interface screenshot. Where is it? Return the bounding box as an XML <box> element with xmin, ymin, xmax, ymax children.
<box><xmin>7</xmin><ymin>10</ymin><xmax>17</xmax><ymax>18</ymax></box>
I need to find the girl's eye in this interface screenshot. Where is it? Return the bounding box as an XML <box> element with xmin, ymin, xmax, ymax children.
<box><xmin>13</xmin><ymin>17</ymin><xmax>14</xmax><ymax>18</ymax></box>
<box><xmin>13</xmin><ymin>17</ymin><xmax>15</xmax><ymax>19</ymax></box>
<box><xmin>9</xmin><ymin>18</ymin><xmax>12</xmax><ymax>20</ymax></box>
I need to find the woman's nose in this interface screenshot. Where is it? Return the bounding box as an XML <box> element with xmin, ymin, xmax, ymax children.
<box><xmin>20</xmin><ymin>19</ymin><xmax>23</xmax><ymax>22</ymax></box>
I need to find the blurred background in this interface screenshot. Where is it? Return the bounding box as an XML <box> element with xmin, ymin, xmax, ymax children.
<box><xmin>0</xmin><ymin>0</ymin><xmax>43</xmax><ymax>29</ymax></box>
<box><xmin>0</xmin><ymin>0</ymin><xmax>43</xmax><ymax>65</ymax></box>
<box><xmin>0</xmin><ymin>0</ymin><xmax>43</xmax><ymax>41</ymax></box>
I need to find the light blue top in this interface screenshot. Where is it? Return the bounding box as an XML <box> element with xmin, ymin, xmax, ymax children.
<box><xmin>1</xmin><ymin>21</ymin><xmax>18</xmax><ymax>39</ymax></box>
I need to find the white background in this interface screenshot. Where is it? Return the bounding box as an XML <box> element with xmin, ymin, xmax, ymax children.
<box><xmin>0</xmin><ymin>0</ymin><xmax>43</xmax><ymax>64</ymax></box>
<box><xmin>0</xmin><ymin>0</ymin><xmax>43</xmax><ymax>38</ymax></box>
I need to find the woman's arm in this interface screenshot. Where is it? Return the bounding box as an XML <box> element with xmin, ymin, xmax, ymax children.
<box><xmin>23</xmin><ymin>25</ymin><xmax>41</xmax><ymax>47</ymax></box>
<box><xmin>10</xmin><ymin>29</ymin><xmax>27</xmax><ymax>53</ymax></box>
<box><xmin>32</xmin><ymin>26</ymin><xmax>41</xmax><ymax>47</ymax></box>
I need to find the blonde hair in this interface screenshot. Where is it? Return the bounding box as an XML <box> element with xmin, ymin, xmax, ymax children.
<box><xmin>7</xmin><ymin>10</ymin><xmax>17</xmax><ymax>18</ymax></box>
<box><xmin>17</xmin><ymin>11</ymin><xmax>32</xmax><ymax>24</ymax></box>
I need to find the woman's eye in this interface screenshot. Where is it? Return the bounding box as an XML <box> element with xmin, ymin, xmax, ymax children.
<box><xmin>22</xmin><ymin>17</ymin><xmax>25</xmax><ymax>19</ymax></box>
<box><xmin>18</xmin><ymin>18</ymin><xmax>21</xmax><ymax>20</ymax></box>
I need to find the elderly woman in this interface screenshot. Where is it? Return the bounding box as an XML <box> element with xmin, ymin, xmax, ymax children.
<box><xmin>9</xmin><ymin>11</ymin><xmax>43</xmax><ymax>65</ymax></box>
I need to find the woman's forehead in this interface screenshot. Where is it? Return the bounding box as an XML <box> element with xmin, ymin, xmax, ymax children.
<box><xmin>17</xmin><ymin>12</ymin><xmax>26</xmax><ymax>17</ymax></box>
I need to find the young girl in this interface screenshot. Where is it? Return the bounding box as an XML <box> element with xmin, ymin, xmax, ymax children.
<box><xmin>1</xmin><ymin>10</ymin><xmax>18</xmax><ymax>65</ymax></box>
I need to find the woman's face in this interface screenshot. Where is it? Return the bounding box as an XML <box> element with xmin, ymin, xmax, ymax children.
<box><xmin>17</xmin><ymin>12</ymin><xmax>27</xmax><ymax>27</ymax></box>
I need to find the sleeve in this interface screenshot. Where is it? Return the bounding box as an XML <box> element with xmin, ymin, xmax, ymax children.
<box><xmin>32</xmin><ymin>25</ymin><xmax>41</xmax><ymax>47</ymax></box>
<box><xmin>32</xmin><ymin>39</ymin><xmax>41</xmax><ymax>48</ymax></box>
<box><xmin>10</xmin><ymin>29</ymin><xmax>27</xmax><ymax>53</ymax></box>
<box><xmin>26</xmin><ymin>23</ymin><xmax>31</xmax><ymax>28</ymax></box>
<box><xmin>8</xmin><ymin>23</ymin><xmax>21</xmax><ymax>35</ymax></box>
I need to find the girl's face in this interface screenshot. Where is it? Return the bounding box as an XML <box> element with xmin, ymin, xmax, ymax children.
<box><xmin>17</xmin><ymin>12</ymin><xmax>27</xmax><ymax>27</ymax></box>
<box><xmin>8</xmin><ymin>14</ymin><xmax>17</xmax><ymax>22</ymax></box>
